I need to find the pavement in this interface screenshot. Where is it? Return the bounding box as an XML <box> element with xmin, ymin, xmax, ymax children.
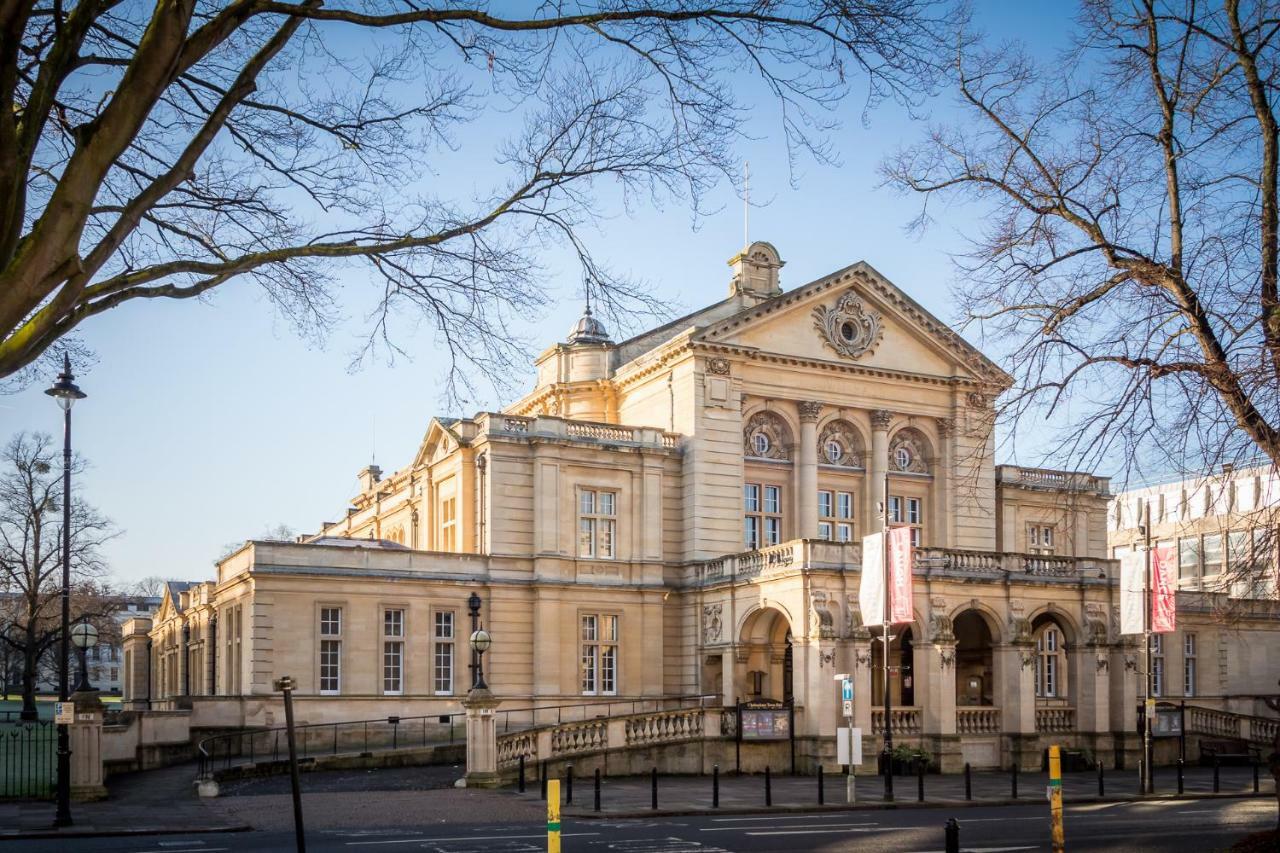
<box><xmin>0</xmin><ymin>760</ymin><xmax>1271</xmax><ymax>843</ymax></box>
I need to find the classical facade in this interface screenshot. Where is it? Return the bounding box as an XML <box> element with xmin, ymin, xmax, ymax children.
<box><xmin>122</xmin><ymin>242</ymin><xmax>1280</xmax><ymax>771</ymax></box>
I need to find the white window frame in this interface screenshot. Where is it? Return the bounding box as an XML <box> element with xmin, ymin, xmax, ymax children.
<box><xmin>433</xmin><ymin>610</ymin><xmax>455</xmax><ymax>695</ymax></box>
<box><xmin>580</xmin><ymin>613</ymin><xmax>619</xmax><ymax>696</ymax></box>
<box><xmin>818</xmin><ymin>489</ymin><xmax>854</xmax><ymax>542</ymax></box>
<box><xmin>577</xmin><ymin>489</ymin><xmax>617</xmax><ymax>559</ymax></box>
<box><xmin>745</xmin><ymin>483</ymin><xmax>783</xmax><ymax>549</ymax></box>
<box><xmin>382</xmin><ymin>608</ymin><xmax>405</xmax><ymax>696</ymax></box>
<box><xmin>319</xmin><ymin>606</ymin><xmax>342</xmax><ymax>695</ymax></box>
<box><xmin>1183</xmin><ymin>633</ymin><xmax>1197</xmax><ymax>697</ymax></box>
<box><xmin>890</xmin><ymin>494</ymin><xmax>923</xmax><ymax>547</ymax></box>
<box><xmin>1151</xmin><ymin>634</ymin><xmax>1164</xmax><ymax>697</ymax></box>
<box><xmin>1035</xmin><ymin>626</ymin><xmax>1064</xmax><ymax>699</ymax></box>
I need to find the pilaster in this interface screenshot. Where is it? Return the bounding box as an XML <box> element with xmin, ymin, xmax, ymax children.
<box><xmin>796</xmin><ymin>402</ymin><xmax>822</xmax><ymax>538</ymax></box>
<box><xmin>868</xmin><ymin>410</ymin><xmax>891</xmax><ymax>535</ymax></box>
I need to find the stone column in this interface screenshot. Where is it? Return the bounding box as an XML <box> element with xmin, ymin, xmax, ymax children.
<box><xmin>996</xmin><ymin>637</ymin><xmax>1037</xmax><ymax>769</ymax></box>
<box><xmin>919</xmin><ymin>639</ymin><xmax>961</xmax><ymax>772</ymax></box>
<box><xmin>937</xmin><ymin>417</ymin><xmax>955</xmax><ymax>548</ymax></box>
<box><xmin>1109</xmin><ymin>639</ymin><xmax>1141</xmax><ymax>769</ymax></box>
<box><xmin>1077</xmin><ymin>641</ymin><xmax>1112</xmax><ymax>759</ymax></box>
<box><xmin>868</xmin><ymin>410</ymin><xmax>892</xmax><ymax>535</ymax></box>
<box><xmin>461</xmin><ymin>687</ymin><xmax>502</xmax><ymax>788</ymax></box>
<box><xmin>69</xmin><ymin>690</ymin><xmax>107</xmax><ymax>801</ymax></box>
<box><xmin>850</xmin><ymin>634</ymin><xmax>874</xmax><ymax>773</ymax></box>
<box><xmin>120</xmin><ymin>617</ymin><xmax>152</xmax><ymax>711</ymax></box>
<box><xmin>796</xmin><ymin>402</ymin><xmax>822</xmax><ymax>539</ymax></box>
<box><xmin>721</xmin><ymin>647</ymin><xmax>737</xmax><ymax>706</ymax></box>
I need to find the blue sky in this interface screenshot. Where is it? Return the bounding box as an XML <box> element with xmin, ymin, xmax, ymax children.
<box><xmin>3</xmin><ymin>2</ymin><xmax>1076</xmax><ymax>585</ymax></box>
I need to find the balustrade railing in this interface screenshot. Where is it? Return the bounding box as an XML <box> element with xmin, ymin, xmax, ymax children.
<box><xmin>549</xmin><ymin>720</ymin><xmax>608</xmax><ymax>756</ymax></box>
<box><xmin>956</xmin><ymin>707</ymin><xmax>1001</xmax><ymax>735</ymax></box>
<box><xmin>872</xmin><ymin>706</ymin><xmax>922</xmax><ymax>735</ymax></box>
<box><xmin>1035</xmin><ymin>706</ymin><xmax>1076</xmax><ymax>733</ymax></box>
<box><xmin>625</xmin><ymin>709</ymin><xmax>704</xmax><ymax>746</ymax></box>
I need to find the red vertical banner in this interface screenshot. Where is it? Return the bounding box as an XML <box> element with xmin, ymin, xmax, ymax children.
<box><xmin>888</xmin><ymin>526</ymin><xmax>914</xmax><ymax>625</ymax></box>
<box><xmin>1151</xmin><ymin>544</ymin><xmax>1177</xmax><ymax>633</ymax></box>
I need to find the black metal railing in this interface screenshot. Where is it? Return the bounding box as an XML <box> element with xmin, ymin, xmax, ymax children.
<box><xmin>0</xmin><ymin>720</ymin><xmax>56</xmax><ymax>800</ymax></box>
<box><xmin>497</xmin><ymin>693</ymin><xmax>722</xmax><ymax>734</ymax></box>
<box><xmin>196</xmin><ymin>712</ymin><xmax>464</xmax><ymax>780</ymax></box>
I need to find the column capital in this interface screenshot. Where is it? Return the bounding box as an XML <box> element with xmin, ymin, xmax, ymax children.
<box><xmin>797</xmin><ymin>401</ymin><xmax>823</xmax><ymax>422</ymax></box>
<box><xmin>870</xmin><ymin>409</ymin><xmax>893</xmax><ymax>431</ymax></box>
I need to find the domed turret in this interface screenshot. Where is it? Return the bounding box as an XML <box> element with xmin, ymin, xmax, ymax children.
<box><xmin>566</xmin><ymin>304</ymin><xmax>611</xmax><ymax>345</ymax></box>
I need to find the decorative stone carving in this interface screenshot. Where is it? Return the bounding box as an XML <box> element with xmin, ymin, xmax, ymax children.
<box><xmin>702</xmin><ymin>604</ymin><xmax>723</xmax><ymax>644</ymax></box>
<box><xmin>743</xmin><ymin>411</ymin><xmax>792</xmax><ymax>461</ymax></box>
<box><xmin>1084</xmin><ymin>603</ymin><xmax>1109</xmax><ymax>646</ymax></box>
<box><xmin>845</xmin><ymin>595</ymin><xmax>869</xmax><ymax>638</ymax></box>
<box><xmin>1020</xmin><ymin>650</ymin><xmax>1035</xmax><ymax>670</ymax></box>
<box><xmin>706</xmin><ymin>357</ymin><xmax>731</xmax><ymax>376</ymax></box>
<box><xmin>870</xmin><ymin>409</ymin><xmax>893</xmax><ymax>431</ymax></box>
<box><xmin>1096</xmin><ymin>656</ymin><xmax>1110</xmax><ymax>674</ymax></box>
<box><xmin>929</xmin><ymin>611</ymin><xmax>955</xmax><ymax>644</ymax></box>
<box><xmin>818</xmin><ymin>420</ymin><xmax>865</xmax><ymax>468</ymax></box>
<box><xmin>797</xmin><ymin>401</ymin><xmax>823</xmax><ymax>422</ymax></box>
<box><xmin>966</xmin><ymin>391</ymin><xmax>988</xmax><ymax>409</ymax></box>
<box><xmin>818</xmin><ymin>648</ymin><xmax>837</xmax><ymax>668</ymax></box>
<box><xmin>936</xmin><ymin>417</ymin><xmax>954</xmax><ymax>438</ymax></box>
<box><xmin>889</xmin><ymin>428</ymin><xmax>930</xmax><ymax>474</ymax></box>
<box><xmin>1009</xmin><ymin>616</ymin><xmax>1033</xmax><ymax>645</ymax></box>
<box><xmin>811</xmin><ymin>592</ymin><xmax>835</xmax><ymax>639</ymax></box>
<box><xmin>813</xmin><ymin>290</ymin><xmax>884</xmax><ymax>360</ymax></box>
<box><xmin>855</xmin><ymin>648</ymin><xmax>872</xmax><ymax>667</ymax></box>
<box><xmin>939</xmin><ymin>647</ymin><xmax>956</xmax><ymax>670</ymax></box>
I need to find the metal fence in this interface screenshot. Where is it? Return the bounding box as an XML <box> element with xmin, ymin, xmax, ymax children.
<box><xmin>0</xmin><ymin>720</ymin><xmax>56</xmax><ymax>800</ymax></box>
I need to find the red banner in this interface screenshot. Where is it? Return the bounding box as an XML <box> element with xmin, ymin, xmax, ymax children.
<box><xmin>1151</xmin><ymin>544</ymin><xmax>1177</xmax><ymax>633</ymax></box>
<box><xmin>888</xmin><ymin>526</ymin><xmax>914</xmax><ymax>624</ymax></box>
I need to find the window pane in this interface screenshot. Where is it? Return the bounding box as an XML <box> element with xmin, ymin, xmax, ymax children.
<box><xmin>601</xmin><ymin>646</ymin><xmax>616</xmax><ymax>694</ymax></box>
<box><xmin>1179</xmin><ymin>537</ymin><xmax>1201</xmax><ymax>579</ymax></box>
<box><xmin>818</xmin><ymin>522</ymin><xmax>832</xmax><ymax>540</ymax></box>
<box><xmin>889</xmin><ymin>496</ymin><xmax>902</xmax><ymax>523</ymax></box>
<box><xmin>384</xmin><ymin>609</ymin><xmax>403</xmax><ymax>637</ymax></box>
<box><xmin>600</xmin><ymin>518</ymin><xmax>616</xmax><ymax>558</ymax></box>
<box><xmin>581</xmin><ymin>615</ymin><xmax>597</xmax><ymax>642</ymax></box>
<box><xmin>818</xmin><ymin>491</ymin><xmax>833</xmax><ymax>518</ymax></box>
<box><xmin>435</xmin><ymin>611</ymin><xmax>454</xmax><ymax>639</ymax></box>
<box><xmin>320</xmin><ymin>608</ymin><xmax>341</xmax><ymax>636</ymax></box>
<box><xmin>745</xmin><ymin>516</ymin><xmax>760</xmax><ymax>550</ymax></box>
<box><xmin>602</xmin><ymin>615</ymin><xmax>618</xmax><ymax>642</ymax></box>
<box><xmin>1228</xmin><ymin>531</ymin><xmax>1249</xmax><ymax>573</ymax></box>
<box><xmin>582</xmin><ymin>646</ymin><xmax>598</xmax><ymax>693</ymax></box>
<box><xmin>599</xmin><ymin>492</ymin><xmax>615</xmax><ymax>516</ymax></box>
<box><xmin>907</xmin><ymin>498</ymin><xmax>921</xmax><ymax>524</ymax></box>
<box><xmin>764</xmin><ymin>486</ymin><xmax>780</xmax><ymax>514</ymax></box>
<box><xmin>579</xmin><ymin>517</ymin><xmax>596</xmax><ymax>557</ymax></box>
<box><xmin>837</xmin><ymin>523</ymin><xmax>852</xmax><ymax>543</ymax></box>
<box><xmin>1203</xmin><ymin>535</ymin><xmax>1223</xmax><ymax>573</ymax></box>
<box><xmin>320</xmin><ymin>640</ymin><xmax>341</xmax><ymax>693</ymax></box>
<box><xmin>764</xmin><ymin>516</ymin><xmax>781</xmax><ymax>545</ymax></box>
<box><xmin>580</xmin><ymin>490</ymin><xmax>596</xmax><ymax>515</ymax></box>
<box><xmin>837</xmin><ymin>493</ymin><xmax>853</xmax><ymax>519</ymax></box>
<box><xmin>434</xmin><ymin>640</ymin><xmax>453</xmax><ymax>693</ymax></box>
<box><xmin>383</xmin><ymin>641</ymin><xmax>403</xmax><ymax>694</ymax></box>
<box><xmin>744</xmin><ymin>484</ymin><xmax>760</xmax><ymax>512</ymax></box>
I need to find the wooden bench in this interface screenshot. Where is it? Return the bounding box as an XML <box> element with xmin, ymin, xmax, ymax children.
<box><xmin>1198</xmin><ymin>738</ymin><xmax>1261</xmax><ymax>766</ymax></box>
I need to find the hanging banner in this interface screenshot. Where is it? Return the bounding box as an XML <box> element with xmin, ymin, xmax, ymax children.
<box><xmin>859</xmin><ymin>532</ymin><xmax>885</xmax><ymax>625</ymax></box>
<box><xmin>1119</xmin><ymin>552</ymin><xmax>1145</xmax><ymax>635</ymax></box>
<box><xmin>1151</xmin><ymin>544</ymin><xmax>1177</xmax><ymax>633</ymax></box>
<box><xmin>887</xmin><ymin>526</ymin><xmax>914</xmax><ymax>624</ymax></box>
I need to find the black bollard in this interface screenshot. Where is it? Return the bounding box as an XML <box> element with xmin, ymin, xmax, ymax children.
<box><xmin>1010</xmin><ymin>762</ymin><xmax>1018</xmax><ymax>799</ymax></box>
<box><xmin>945</xmin><ymin>817</ymin><xmax>960</xmax><ymax>853</ymax></box>
<box><xmin>713</xmin><ymin>764</ymin><xmax>720</xmax><ymax>808</ymax></box>
<box><xmin>540</xmin><ymin>760</ymin><xmax>547</xmax><ymax>800</ymax></box>
<box><xmin>765</xmin><ymin>765</ymin><xmax>773</xmax><ymax>807</ymax></box>
<box><xmin>518</xmin><ymin>755</ymin><xmax>525</xmax><ymax>794</ymax></box>
<box><xmin>1177</xmin><ymin>758</ymin><xmax>1184</xmax><ymax>794</ymax></box>
<box><xmin>1254</xmin><ymin>760</ymin><xmax>1260</xmax><ymax>793</ymax></box>
<box><xmin>964</xmin><ymin>762</ymin><xmax>971</xmax><ymax>801</ymax></box>
<box><xmin>652</xmin><ymin>766</ymin><xmax>659</xmax><ymax>810</ymax></box>
<box><xmin>818</xmin><ymin>764</ymin><xmax>825</xmax><ymax>805</ymax></box>
<box><xmin>1097</xmin><ymin>760</ymin><xmax>1104</xmax><ymax>797</ymax></box>
<box><xmin>594</xmin><ymin>767</ymin><xmax>601</xmax><ymax>812</ymax></box>
<box><xmin>566</xmin><ymin>764</ymin><xmax>573</xmax><ymax>805</ymax></box>
<box><xmin>917</xmin><ymin>760</ymin><xmax>925</xmax><ymax>802</ymax></box>
<box><xmin>1213</xmin><ymin>757</ymin><xmax>1220</xmax><ymax>793</ymax></box>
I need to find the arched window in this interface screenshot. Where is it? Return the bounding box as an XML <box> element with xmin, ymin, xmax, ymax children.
<box><xmin>825</xmin><ymin>438</ymin><xmax>844</xmax><ymax>464</ymax></box>
<box><xmin>753</xmin><ymin>433</ymin><xmax>771</xmax><ymax>456</ymax></box>
<box><xmin>1035</xmin><ymin>624</ymin><xmax>1067</xmax><ymax>698</ymax></box>
<box><xmin>817</xmin><ymin>420</ymin><xmax>864</xmax><ymax>468</ymax></box>
<box><xmin>888</xmin><ymin>428</ymin><xmax>931</xmax><ymax>474</ymax></box>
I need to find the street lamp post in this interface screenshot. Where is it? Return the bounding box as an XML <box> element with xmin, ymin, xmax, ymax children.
<box><xmin>469</xmin><ymin>628</ymin><xmax>492</xmax><ymax>692</ymax></box>
<box><xmin>45</xmin><ymin>353</ymin><xmax>85</xmax><ymax>828</ymax></box>
<box><xmin>70</xmin><ymin>622</ymin><xmax>99</xmax><ymax>694</ymax></box>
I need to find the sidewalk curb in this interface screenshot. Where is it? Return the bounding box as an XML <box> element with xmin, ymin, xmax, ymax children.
<box><xmin>0</xmin><ymin>823</ymin><xmax>252</xmax><ymax>841</ymax></box>
<box><xmin>560</xmin><ymin>790</ymin><xmax>1272</xmax><ymax>820</ymax></box>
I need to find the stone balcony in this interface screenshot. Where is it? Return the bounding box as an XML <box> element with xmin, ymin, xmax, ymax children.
<box><xmin>996</xmin><ymin>464</ymin><xmax>1111</xmax><ymax>496</ymax></box>
<box><xmin>688</xmin><ymin>539</ymin><xmax>1116</xmax><ymax>587</ymax></box>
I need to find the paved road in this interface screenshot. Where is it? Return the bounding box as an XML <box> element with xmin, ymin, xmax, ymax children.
<box><xmin>4</xmin><ymin>796</ymin><xmax>1272</xmax><ymax>852</ymax></box>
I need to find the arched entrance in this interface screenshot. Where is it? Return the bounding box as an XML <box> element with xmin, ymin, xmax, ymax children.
<box><xmin>870</xmin><ymin>625</ymin><xmax>915</xmax><ymax>706</ymax></box>
<box><xmin>736</xmin><ymin>607</ymin><xmax>794</xmax><ymax>704</ymax></box>
<box><xmin>954</xmin><ymin>611</ymin><xmax>995</xmax><ymax>706</ymax></box>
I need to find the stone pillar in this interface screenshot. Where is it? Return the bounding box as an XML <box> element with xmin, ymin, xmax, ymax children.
<box><xmin>850</xmin><ymin>634</ymin><xmax>875</xmax><ymax>773</ymax></box>
<box><xmin>461</xmin><ymin>687</ymin><xmax>502</xmax><ymax>788</ymax></box>
<box><xmin>920</xmin><ymin>642</ymin><xmax>957</xmax><ymax>736</ymax></box>
<box><xmin>996</xmin><ymin>641</ymin><xmax>1037</xmax><ymax>769</ymax></box>
<box><xmin>721</xmin><ymin>647</ymin><xmax>737</xmax><ymax>706</ymax></box>
<box><xmin>796</xmin><ymin>402</ymin><xmax>822</xmax><ymax>538</ymax></box>
<box><xmin>69</xmin><ymin>690</ymin><xmax>107</xmax><ymax>801</ymax></box>
<box><xmin>937</xmin><ymin>417</ymin><xmax>955</xmax><ymax>548</ymax></box>
<box><xmin>120</xmin><ymin>617</ymin><xmax>152</xmax><ymax>711</ymax></box>
<box><xmin>1109</xmin><ymin>640</ymin><xmax>1141</xmax><ymax>769</ymax></box>
<box><xmin>868</xmin><ymin>410</ymin><xmax>892</xmax><ymax>535</ymax></box>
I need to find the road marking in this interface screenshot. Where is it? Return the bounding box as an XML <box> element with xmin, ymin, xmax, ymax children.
<box><xmin>708</xmin><ymin>813</ymin><xmax>856</xmax><ymax>822</ymax></box>
<box><xmin>906</xmin><ymin>847</ymin><xmax>1037</xmax><ymax>853</ymax></box>
<box><xmin>346</xmin><ymin>834</ymin><xmax>600</xmax><ymax>846</ymax></box>
<box><xmin>953</xmin><ymin>816</ymin><xmax>1042</xmax><ymax>823</ymax></box>
<box><xmin>745</xmin><ymin>827</ymin><xmax>885</xmax><ymax>836</ymax></box>
<box><xmin>131</xmin><ymin>849</ymin><xmax>227</xmax><ymax>853</ymax></box>
<box><xmin>700</xmin><ymin>822</ymin><xmax>878</xmax><ymax>832</ymax></box>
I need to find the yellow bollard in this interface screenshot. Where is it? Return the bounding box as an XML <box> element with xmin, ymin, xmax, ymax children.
<box><xmin>547</xmin><ymin>778</ymin><xmax>561</xmax><ymax>853</ymax></box>
<box><xmin>1048</xmin><ymin>745</ymin><xmax>1065</xmax><ymax>853</ymax></box>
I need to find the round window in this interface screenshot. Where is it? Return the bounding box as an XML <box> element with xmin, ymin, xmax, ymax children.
<box><xmin>752</xmin><ymin>432</ymin><xmax>771</xmax><ymax>456</ymax></box>
<box><xmin>840</xmin><ymin>321</ymin><xmax>857</xmax><ymax>342</ymax></box>
<box><xmin>895</xmin><ymin>446</ymin><xmax>912</xmax><ymax>469</ymax></box>
<box><xmin>825</xmin><ymin>440</ymin><xmax>843</xmax><ymax>464</ymax></box>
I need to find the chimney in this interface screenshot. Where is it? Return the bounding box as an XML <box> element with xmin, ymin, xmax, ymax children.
<box><xmin>357</xmin><ymin>463</ymin><xmax>382</xmax><ymax>493</ymax></box>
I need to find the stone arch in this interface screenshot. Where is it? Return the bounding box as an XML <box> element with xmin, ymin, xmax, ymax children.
<box><xmin>888</xmin><ymin>426</ymin><xmax>933</xmax><ymax>474</ymax></box>
<box><xmin>743</xmin><ymin>408</ymin><xmax>795</xmax><ymax>461</ymax></box>
<box><xmin>948</xmin><ymin>601</ymin><xmax>1005</xmax><ymax>645</ymax></box>
<box><xmin>735</xmin><ymin>605</ymin><xmax>795</xmax><ymax>703</ymax></box>
<box><xmin>817</xmin><ymin>417</ymin><xmax>867</xmax><ymax>468</ymax></box>
<box><xmin>1028</xmin><ymin>605</ymin><xmax>1081</xmax><ymax>647</ymax></box>
<box><xmin>953</xmin><ymin>609</ymin><xmax>997</xmax><ymax>707</ymax></box>
<box><xmin>1030</xmin><ymin>608</ymin><xmax>1077</xmax><ymax>704</ymax></box>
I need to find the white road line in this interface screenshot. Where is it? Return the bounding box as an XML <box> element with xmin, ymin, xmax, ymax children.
<box><xmin>700</xmin><ymin>822</ymin><xmax>878</xmax><ymax>832</ymax></box>
<box><xmin>131</xmin><ymin>848</ymin><xmax>227</xmax><ymax>853</ymax></box>
<box><xmin>745</xmin><ymin>827</ymin><xmax>885</xmax><ymax>836</ymax></box>
<box><xmin>906</xmin><ymin>847</ymin><xmax>1038</xmax><ymax>853</ymax></box>
<box><xmin>954</xmin><ymin>816</ymin><xmax>1042</xmax><ymax>823</ymax></box>
<box><xmin>708</xmin><ymin>813</ymin><xmax>859</xmax><ymax>822</ymax></box>
<box><xmin>346</xmin><ymin>834</ymin><xmax>600</xmax><ymax>846</ymax></box>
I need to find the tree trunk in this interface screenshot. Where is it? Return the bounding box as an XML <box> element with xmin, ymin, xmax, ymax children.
<box><xmin>19</xmin><ymin>629</ymin><xmax>38</xmax><ymax>721</ymax></box>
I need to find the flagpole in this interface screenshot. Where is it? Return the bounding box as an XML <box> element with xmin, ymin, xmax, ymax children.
<box><xmin>1142</xmin><ymin>503</ymin><xmax>1153</xmax><ymax>795</ymax></box>
<box><xmin>881</xmin><ymin>471</ymin><xmax>894</xmax><ymax>802</ymax></box>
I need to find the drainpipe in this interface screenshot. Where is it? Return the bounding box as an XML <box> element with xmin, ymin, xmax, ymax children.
<box><xmin>209</xmin><ymin>615</ymin><xmax>218</xmax><ymax>696</ymax></box>
<box><xmin>145</xmin><ymin>639</ymin><xmax>153</xmax><ymax>710</ymax></box>
<box><xmin>182</xmin><ymin>624</ymin><xmax>191</xmax><ymax>696</ymax></box>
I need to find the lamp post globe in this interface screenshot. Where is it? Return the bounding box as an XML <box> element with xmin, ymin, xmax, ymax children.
<box><xmin>45</xmin><ymin>352</ymin><xmax>86</xmax><ymax>828</ymax></box>
<box><xmin>469</xmin><ymin>628</ymin><xmax>492</xmax><ymax>690</ymax></box>
<box><xmin>71</xmin><ymin>621</ymin><xmax>99</xmax><ymax>694</ymax></box>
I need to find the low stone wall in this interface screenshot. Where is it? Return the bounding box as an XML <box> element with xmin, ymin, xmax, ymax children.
<box><xmin>200</xmin><ymin>742</ymin><xmax>465</xmax><ymax>794</ymax></box>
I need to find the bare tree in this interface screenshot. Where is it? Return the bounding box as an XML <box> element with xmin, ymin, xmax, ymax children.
<box><xmin>1</xmin><ymin>0</ymin><xmax>952</xmax><ymax>399</ymax></box>
<box><xmin>0</xmin><ymin>432</ymin><xmax>116</xmax><ymax>719</ymax></box>
<box><xmin>882</xmin><ymin>0</ymin><xmax>1280</xmax><ymax>481</ymax></box>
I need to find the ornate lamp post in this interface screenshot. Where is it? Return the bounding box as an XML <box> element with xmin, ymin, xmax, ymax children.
<box><xmin>70</xmin><ymin>622</ymin><xmax>99</xmax><ymax>694</ymax></box>
<box><xmin>45</xmin><ymin>353</ymin><xmax>85</xmax><ymax>828</ymax></box>
<box><xmin>469</xmin><ymin>627</ymin><xmax>492</xmax><ymax>691</ymax></box>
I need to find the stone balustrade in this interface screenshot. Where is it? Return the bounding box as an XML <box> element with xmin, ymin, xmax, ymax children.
<box><xmin>549</xmin><ymin>719</ymin><xmax>608</xmax><ymax>756</ymax></box>
<box><xmin>956</xmin><ymin>707</ymin><xmax>1001</xmax><ymax>735</ymax></box>
<box><xmin>1035</xmin><ymin>706</ymin><xmax>1077</xmax><ymax>734</ymax></box>
<box><xmin>872</xmin><ymin>706</ymin><xmax>922</xmax><ymax>735</ymax></box>
<box><xmin>996</xmin><ymin>465</ymin><xmax>1111</xmax><ymax>495</ymax></box>
<box><xmin>496</xmin><ymin>705</ymin><xmax>725</xmax><ymax>769</ymax></box>
<box><xmin>478</xmin><ymin>412</ymin><xmax>680</xmax><ymax>450</ymax></box>
<box><xmin>624</xmin><ymin>709</ymin><xmax>704</xmax><ymax>746</ymax></box>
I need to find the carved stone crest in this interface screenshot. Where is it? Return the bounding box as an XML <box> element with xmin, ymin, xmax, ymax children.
<box><xmin>1084</xmin><ymin>602</ymin><xmax>1109</xmax><ymax>646</ymax></box>
<box><xmin>845</xmin><ymin>595</ymin><xmax>869</xmax><ymax>638</ymax></box>
<box><xmin>743</xmin><ymin>411</ymin><xmax>791</xmax><ymax>460</ymax></box>
<box><xmin>812</xmin><ymin>291</ymin><xmax>884</xmax><ymax>360</ymax></box>
<box><xmin>929</xmin><ymin>611</ymin><xmax>955</xmax><ymax>644</ymax></box>
<box><xmin>939</xmin><ymin>647</ymin><xmax>956</xmax><ymax>670</ymax></box>
<box><xmin>706</xmin><ymin>357</ymin><xmax>731</xmax><ymax>376</ymax></box>
<box><xmin>702</xmin><ymin>603</ymin><xmax>723</xmax><ymax>644</ymax></box>
<box><xmin>818</xmin><ymin>420</ymin><xmax>864</xmax><ymax>467</ymax></box>
<box><xmin>889</xmin><ymin>429</ymin><xmax>930</xmax><ymax>474</ymax></box>
<box><xmin>811</xmin><ymin>592</ymin><xmax>835</xmax><ymax>639</ymax></box>
<box><xmin>1009</xmin><ymin>615</ymin><xmax>1033</xmax><ymax>645</ymax></box>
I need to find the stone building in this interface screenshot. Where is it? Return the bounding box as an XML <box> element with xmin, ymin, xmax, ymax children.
<box><xmin>121</xmin><ymin>242</ymin><xmax>1280</xmax><ymax>771</ymax></box>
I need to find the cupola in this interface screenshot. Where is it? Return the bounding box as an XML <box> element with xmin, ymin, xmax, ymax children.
<box><xmin>566</xmin><ymin>304</ymin><xmax>611</xmax><ymax>345</ymax></box>
<box><xmin>728</xmin><ymin>240</ymin><xmax>784</xmax><ymax>299</ymax></box>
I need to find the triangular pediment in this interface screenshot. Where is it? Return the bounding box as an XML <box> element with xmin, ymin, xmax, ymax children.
<box><xmin>696</xmin><ymin>262</ymin><xmax>1009</xmax><ymax>385</ymax></box>
<box><xmin>411</xmin><ymin>417</ymin><xmax>465</xmax><ymax>469</ymax></box>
